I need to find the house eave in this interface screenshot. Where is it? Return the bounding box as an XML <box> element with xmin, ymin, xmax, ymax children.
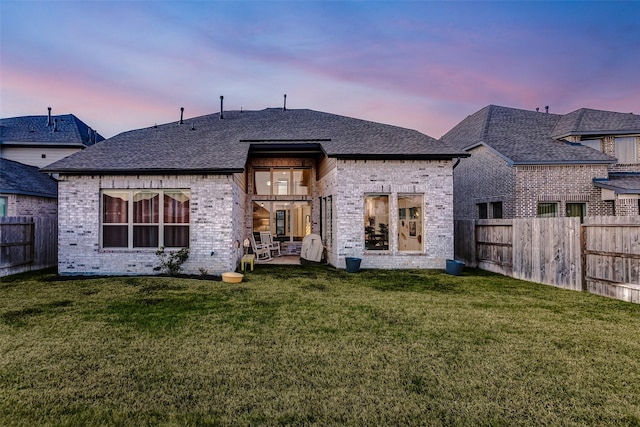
<box><xmin>0</xmin><ymin>189</ymin><xmax>57</xmax><ymax>199</ymax></box>
<box><xmin>44</xmin><ymin>168</ymin><xmax>245</xmax><ymax>175</ymax></box>
<box><xmin>511</xmin><ymin>160</ymin><xmax>617</xmax><ymax>166</ymax></box>
<box><xmin>552</xmin><ymin>130</ymin><xmax>640</xmax><ymax>139</ymax></box>
<box><xmin>328</xmin><ymin>153</ymin><xmax>470</xmax><ymax>160</ymax></box>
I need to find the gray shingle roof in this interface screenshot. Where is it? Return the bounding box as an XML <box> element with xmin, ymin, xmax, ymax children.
<box><xmin>43</xmin><ymin>108</ymin><xmax>466</xmax><ymax>174</ymax></box>
<box><xmin>441</xmin><ymin>105</ymin><xmax>617</xmax><ymax>165</ymax></box>
<box><xmin>593</xmin><ymin>173</ymin><xmax>640</xmax><ymax>194</ymax></box>
<box><xmin>0</xmin><ymin>114</ymin><xmax>105</xmax><ymax>147</ymax></box>
<box><xmin>0</xmin><ymin>158</ymin><xmax>57</xmax><ymax>198</ymax></box>
<box><xmin>551</xmin><ymin>108</ymin><xmax>640</xmax><ymax>139</ymax></box>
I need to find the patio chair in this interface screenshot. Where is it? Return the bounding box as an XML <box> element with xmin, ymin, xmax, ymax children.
<box><xmin>250</xmin><ymin>235</ymin><xmax>272</xmax><ymax>261</ymax></box>
<box><xmin>260</xmin><ymin>231</ymin><xmax>281</xmax><ymax>256</ymax></box>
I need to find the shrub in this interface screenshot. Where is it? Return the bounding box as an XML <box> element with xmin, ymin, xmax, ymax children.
<box><xmin>153</xmin><ymin>247</ymin><xmax>190</xmax><ymax>275</ymax></box>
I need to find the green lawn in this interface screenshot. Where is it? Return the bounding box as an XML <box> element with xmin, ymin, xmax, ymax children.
<box><xmin>1</xmin><ymin>266</ymin><xmax>639</xmax><ymax>426</ymax></box>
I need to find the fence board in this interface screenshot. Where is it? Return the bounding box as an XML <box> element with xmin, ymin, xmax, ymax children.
<box><xmin>0</xmin><ymin>216</ymin><xmax>57</xmax><ymax>277</ymax></box>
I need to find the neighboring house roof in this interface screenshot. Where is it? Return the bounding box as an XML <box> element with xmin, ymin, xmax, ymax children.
<box><xmin>43</xmin><ymin>108</ymin><xmax>467</xmax><ymax>174</ymax></box>
<box><xmin>441</xmin><ymin>105</ymin><xmax>617</xmax><ymax>165</ymax></box>
<box><xmin>0</xmin><ymin>158</ymin><xmax>57</xmax><ymax>198</ymax></box>
<box><xmin>0</xmin><ymin>114</ymin><xmax>105</xmax><ymax>148</ymax></box>
<box><xmin>552</xmin><ymin>108</ymin><xmax>640</xmax><ymax>139</ymax></box>
<box><xmin>593</xmin><ymin>173</ymin><xmax>640</xmax><ymax>194</ymax></box>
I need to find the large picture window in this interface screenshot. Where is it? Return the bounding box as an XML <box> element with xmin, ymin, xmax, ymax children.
<box><xmin>398</xmin><ymin>194</ymin><xmax>423</xmax><ymax>252</ymax></box>
<box><xmin>365</xmin><ymin>195</ymin><xmax>389</xmax><ymax>250</ymax></box>
<box><xmin>102</xmin><ymin>190</ymin><xmax>190</xmax><ymax>249</ymax></box>
<box><xmin>254</xmin><ymin>168</ymin><xmax>310</xmax><ymax>196</ymax></box>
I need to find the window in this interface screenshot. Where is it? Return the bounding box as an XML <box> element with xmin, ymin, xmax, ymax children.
<box><xmin>491</xmin><ymin>202</ymin><xmax>503</xmax><ymax>219</ymax></box>
<box><xmin>102</xmin><ymin>190</ymin><xmax>190</xmax><ymax>248</ymax></box>
<box><xmin>398</xmin><ymin>194</ymin><xmax>423</xmax><ymax>251</ymax></box>
<box><xmin>0</xmin><ymin>196</ymin><xmax>7</xmax><ymax>217</ymax></box>
<box><xmin>320</xmin><ymin>196</ymin><xmax>333</xmax><ymax>249</ymax></box>
<box><xmin>537</xmin><ymin>202</ymin><xmax>558</xmax><ymax>218</ymax></box>
<box><xmin>582</xmin><ymin>139</ymin><xmax>602</xmax><ymax>152</ymax></box>
<box><xmin>365</xmin><ymin>195</ymin><xmax>389</xmax><ymax>250</ymax></box>
<box><xmin>254</xmin><ymin>168</ymin><xmax>310</xmax><ymax>196</ymax></box>
<box><xmin>478</xmin><ymin>203</ymin><xmax>488</xmax><ymax>219</ymax></box>
<box><xmin>615</xmin><ymin>137</ymin><xmax>638</xmax><ymax>163</ymax></box>
<box><xmin>252</xmin><ymin>201</ymin><xmax>311</xmax><ymax>242</ymax></box>
<box><xmin>566</xmin><ymin>203</ymin><xmax>586</xmax><ymax>222</ymax></box>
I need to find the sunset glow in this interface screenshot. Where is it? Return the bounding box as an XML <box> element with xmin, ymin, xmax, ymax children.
<box><xmin>1</xmin><ymin>1</ymin><xmax>638</xmax><ymax>139</ymax></box>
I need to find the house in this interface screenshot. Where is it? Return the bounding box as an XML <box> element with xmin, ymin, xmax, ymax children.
<box><xmin>0</xmin><ymin>108</ymin><xmax>104</xmax><ymax>169</ymax></box>
<box><xmin>0</xmin><ymin>158</ymin><xmax>58</xmax><ymax>217</ymax></box>
<box><xmin>441</xmin><ymin>105</ymin><xmax>640</xmax><ymax>220</ymax></box>
<box><xmin>43</xmin><ymin>106</ymin><xmax>467</xmax><ymax>275</ymax></box>
<box><xmin>0</xmin><ymin>109</ymin><xmax>104</xmax><ymax>218</ymax></box>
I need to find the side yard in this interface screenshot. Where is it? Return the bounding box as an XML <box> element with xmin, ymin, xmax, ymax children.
<box><xmin>1</xmin><ymin>266</ymin><xmax>639</xmax><ymax>426</ymax></box>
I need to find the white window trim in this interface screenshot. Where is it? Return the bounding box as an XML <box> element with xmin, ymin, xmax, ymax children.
<box><xmin>100</xmin><ymin>189</ymin><xmax>190</xmax><ymax>250</ymax></box>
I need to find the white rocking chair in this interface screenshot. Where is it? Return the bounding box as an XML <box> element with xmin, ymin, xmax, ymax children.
<box><xmin>250</xmin><ymin>235</ymin><xmax>272</xmax><ymax>261</ymax></box>
<box><xmin>259</xmin><ymin>231</ymin><xmax>281</xmax><ymax>257</ymax></box>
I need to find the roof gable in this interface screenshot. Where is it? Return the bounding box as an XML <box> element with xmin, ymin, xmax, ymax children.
<box><xmin>0</xmin><ymin>114</ymin><xmax>105</xmax><ymax>147</ymax></box>
<box><xmin>43</xmin><ymin>108</ymin><xmax>466</xmax><ymax>174</ymax></box>
<box><xmin>551</xmin><ymin>108</ymin><xmax>640</xmax><ymax>138</ymax></box>
<box><xmin>0</xmin><ymin>159</ymin><xmax>57</xmax><ymax>198</ymax></box>
<box><xmin>442</xmin><ymin>105</ymin><xmax>617</xmax><ymax>165</ymax></box>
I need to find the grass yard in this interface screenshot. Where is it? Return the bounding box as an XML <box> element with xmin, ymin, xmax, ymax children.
<box><xmin>1</xmin><ymin>265</ymin><xmax>640</xmax><ymax>426</ymax></box>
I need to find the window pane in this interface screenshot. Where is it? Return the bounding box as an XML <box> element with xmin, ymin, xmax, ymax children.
<box><xmin>398</xmin><ymin>194</ymin><xmax>423</xmax><ymax>251</ymax></box>
<box><xmin>274</xmin><ymin>170</ymin><xmax>290</xmax><ymax>195</ymax></box>
<box><xmin>0</xmin><ymin>197</ymin><xmax>7</xmax><ymax>217</ymax></box>
<box><xmin>134</xmin><ymin>192</ymin><xmax>159</xmax><ymax>224</ymax></box>
<box><xmin>273</xmin><ymin>202</ymin><xmax>290</xmax><ymax>240</ymax></box>
<box><xmin>492</xmin><ymin>202</ymin><xmax>503</xmax><ymax>219</ymax></box>
<box><xmin>478</xmin><ymin>203</ymin><xmax>487</xmax><ymax>219</ymax></box>
<box><xmin>582</xmin><ymin>139</ymin><xmax>601</xmax><ymax>152</ymax></box>
<box><xmin>103</xmin><ymin>225</ymin><xmax>128</xmax><ymax>247</ymax></box>
<box><xmin>164</xmin><ymin>226</ymin><xmax>189</xmax><ymax>247</ymax></box>
<box><xmin>253</xmin><ymin>201</ymin><xmax>272</xmax><ymax>233</ymax></box>
<box><xmin>254</xmin><ymin>170</ymin><xmax>271</xmax><ymax>195</ymax></box>
<box><xmin>164</xmin><ymin>191</ymin><xmax>190</xmax><ymax>224</ymax></box>
<box><xmin>537</xmin><ymin>203</ymin><xmax>557</xmax><ymax>218</ymax></box>
<box><xmin>293</xmin><ymin>201</ymin><xmax>311</xmax><ymax>241</ymax></box>
<box><xmin>615</xmin><ymin>137</ymin><xmax>638</xmax><ymax>163</ymax></box>
<box><xmin>103</xmin><ymin>191</ymin><xmax>128</xmax><ymax>223</ymax></box>
<box><xmin>133</xmin><ymin>225</ymin><xmax>159</xmax><ymax>247</ymax></box>
<box><xmin>293</xmin><ymin>169</ymin><xmax>311</xmax><ymax>195</ymax></box>
<box><xmin>365</xmin><ymin>195</ymin><xmax>389</xmax><ymax>251</ymax></box>
<box><xmin>566</xmin><ymin>203</ymin><xmax>586</xmax><ymax>221</ymax></box>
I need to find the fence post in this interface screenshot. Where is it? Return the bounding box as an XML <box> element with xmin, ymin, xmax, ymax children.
<box><xmin>580</xmin><ymin>224</ymin><xmax>587</xmax><ymax>292</ymax></box>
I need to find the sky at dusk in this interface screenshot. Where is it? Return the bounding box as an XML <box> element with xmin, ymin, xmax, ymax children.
<box><xmin>1</xmin><ymin>1</ymin><xmax>639</xmax><ymax>139</ymax></box>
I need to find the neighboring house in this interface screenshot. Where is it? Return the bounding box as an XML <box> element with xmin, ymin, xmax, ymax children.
<box><xmin>0</xmin><ymin>108</ymin><xmax>104</xmax><ymax>169</ymax></box>
<box><xmin>0</xmin><ymin>158</ymin><xmax>58</xmax><ymax>217</ymax></box>
<box><xmin>43</xmin><ymin>107</ymin><xmax>467</xmax><ymax>275</ymax></box>
<box><xmin>442</xmin><ymin>105</ymin><xmax>640</xmax><ymax>220</ymax></box>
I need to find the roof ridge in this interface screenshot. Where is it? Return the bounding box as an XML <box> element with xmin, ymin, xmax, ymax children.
<box><xmin>571</xmin><ymin>108</ymin><xmax>588</xmax><ymax>134</ymax></box>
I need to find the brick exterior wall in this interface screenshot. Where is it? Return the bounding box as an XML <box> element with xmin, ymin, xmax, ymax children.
<box><xmin>614</xmin><ymin>198</ymin><xmax>639</xmax><ymax>216</ymax></box>
<box><xmin>334</xmin><ymin>159</ymin><xmax>454</xmax><ymax>269</ymax></box>
<box><xmin>57</xmin><ymin>174</ymin><xmax>244</xmax><ymax>276</ymax></box>
<box><xmin>57</xmin><ymin>157</ymin><xmax>456</xmax><ymax>274</ymax></box>
<box><xmin>453</xmin><ymin>145</ymin><xmax>515</xmax><ymax>220</ymax></box>
<box><xmin>514</xmin><ymin>164</ymin><xmax>613</xmax><ymax>217</ymax></box>
<box><xmin>2</xmin><ymin>194</ymin><xmax>57</xmax><ymax>217</ymax></box>
<box><xmin>453</xmin><ymin>145</ymin><xmax>614</xmax><ymax>219</ymax></box>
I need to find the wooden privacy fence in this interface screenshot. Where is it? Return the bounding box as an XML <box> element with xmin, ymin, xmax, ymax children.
<box><xmin>454</xmin><ymin>216</ymin><xmax>640</xmax><ymax>303</ymax></box>
<box><xmin>0</xmin><ymin>216</ymin><xmax>57</xmax><ymax>277</ymax></box>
